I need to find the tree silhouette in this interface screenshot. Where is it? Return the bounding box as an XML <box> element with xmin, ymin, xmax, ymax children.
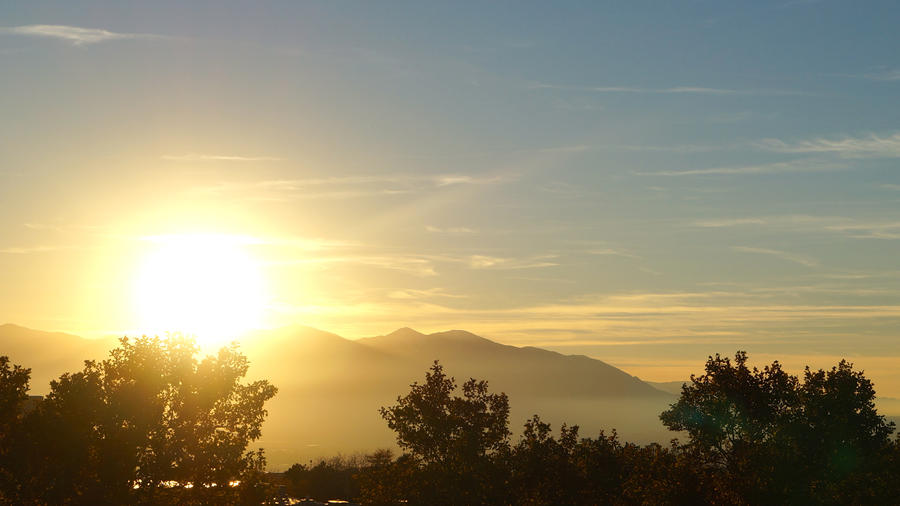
<box><xmin>379</xmin><ymin>360</ymin><xmax>510</xmax><ymax>505</ymax></box>
<box><xmin>380</xmin><ymin>360</ymin><xmax>510</xmax><ymax>467</ymax></box>
<box><xmin>3</xmin><ymin>335</ymin><xmax>277</xmax><ymax>505</ymax></box>
<box><xmin>0</xmin><ymin>356</ymin><xmax>31</xmax><ymax>502</ymax></box>
<box><xmin>660</xmin><ymin>351</ymin><xmax>896</xmax><ymax>503</ymax></box>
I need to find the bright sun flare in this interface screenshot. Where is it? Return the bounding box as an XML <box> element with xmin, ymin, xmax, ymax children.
<box><xmin>133</xmin><ymin>234</ymin><xmax>266</xmax><ymax>346</ymax></box>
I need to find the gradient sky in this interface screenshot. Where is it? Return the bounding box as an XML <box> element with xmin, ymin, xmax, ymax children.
<box><xmin>2</xmin><ymin>1</ymin><xmax>899</xmax><ymax>392</ymax></box>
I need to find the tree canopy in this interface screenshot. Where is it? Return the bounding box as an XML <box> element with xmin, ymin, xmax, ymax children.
<box><xmin>0</xmin><ymin>335</ymin><xmax>276</xmax><ymax>505</ymax></box>
<box><xmin>660</xmin><ymin>351</ymin><xmax>896</xmax><ymax>504</ymax></box>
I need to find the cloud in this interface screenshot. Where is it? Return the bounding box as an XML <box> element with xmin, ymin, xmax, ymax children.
<box><xmin>162</xmin><ymin>154</ymin><xmax>283</xmax><ymax>162</ymax></box>
<box><xmin>862</xmin><ymin>69</ymin><xmax>900</xmax><ymax>81</ymax></box>
<box><xmin>140</xmin><ymin>233</ymin><xmax>357</xmax><ymax>252</ymax></box>
<box><xmin>194</xmin><ymin>172</ymin><xmax>511</xmax><ymax>202</ymax></box>
<box><xmin>0</xmin><ymin>245</ymin><xmax>70</xmax><ymax>254</ymax></box>
<box><xmin>824</xmin><ymin>221</ymin><xmax>900</xmax><ymax>240</ymax></box>
<box><xmin>732</xmin><ymin>246</ymin><xmax>819</xmax><ymax>267</ymax></box>
<box><xmin>425</xmin><ymin>225</ymin><xmax>476</xmax><ymax>234</ymax></box>
<box><xmin>434</xmin><ymin>174</ymin><xmax>507</xmax><ymax>186</ymax></box>
<box><xmin>758</xmin><ymin>132</ymin><xmax>900</xmax><ymax>158</ymax></box>
<box><xmin>2</xmin><ymin>24</ymin><xmax>160</xmax><ymax>46</ymax></box>
<box><xmin>530</xmin><ymin>83</ymin><xmax>802</xmax><ymax>96</ymax></box>
<box><xmin>836</xmin><ymin>68</ymin><xmax>900</xmax><ymax>82</ymax></box>
<box><xmin>686</xmin><ymin>214</ymin><xmax>900</xmax><ymax>240</ymax></box>
<box><xmin>467</xmin><ymin>254</ymin><xmax>558</xmax><ymax>270</ymax></box>
<box><xmin>387</xmin><ymin>288</ymin><xmax>467</xmax><ymax>300</ymax></box>
<box><xmin>587</xmin><ymin>248</ymin><xmax>640</xmax><ymax>259</ymax></box>
<box><xmin>640</xmin><ymin>158</ymin><xmax>844</xmax><ymax>176</ymax></box>
<box><xmin>692</xmin><ymin>218</ymin><xmax>767</xmax><ymax>228</ymax></box>
<box><xmin>272</xmin><ymin>254</ymin><xmax>439</xmax><ymax>277</ymax></box>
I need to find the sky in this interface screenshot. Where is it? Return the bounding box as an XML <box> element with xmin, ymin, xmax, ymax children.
<box><xmin>1</xmin><ymin>1</ymin><xmax>899</xmax><ymax>392</ymax></box>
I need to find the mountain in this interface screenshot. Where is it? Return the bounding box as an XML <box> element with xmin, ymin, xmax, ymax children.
<box><xmin>0</xmin><ymin>324</ymin><xmax>116</xmax><ymax>392</ymax></box>
<box><xmin>646</xmin><ymin>380</ymin><xmax>688</xmax><ymax>396</ymax></box>
<box><xmin>0</xmin><ymin>323</ymin><xmax>675</xmax><ymax>469</ymax></box>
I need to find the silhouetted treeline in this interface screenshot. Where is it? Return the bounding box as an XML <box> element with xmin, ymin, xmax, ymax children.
<box><xmin>0</xmin><ymin>336</ymin><xmax>277</xmax><ymax>505</ymax></box>
<box><xmin>4</xmin><ymin>342</ymin><xmax>900</xmax><ymax>505</ymax></box>
<box><xmin>285</xmin><ymin>356</ymin><xmax>900</xmax><ymax>505</ymax></box>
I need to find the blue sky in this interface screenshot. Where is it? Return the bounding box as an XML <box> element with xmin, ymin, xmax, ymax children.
<box><xmin>1</xmin><ymin>1</ymin><xmax>899</xmax><ymax>390</ymax></box>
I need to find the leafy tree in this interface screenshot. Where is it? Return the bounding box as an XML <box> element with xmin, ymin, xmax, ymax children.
<box><xmin>660</xmin><ymin>351</ymin><xmax>895</xmax><ymax>504</ymax></box>
<box><xmin>508</xmin><ymin>415</ymin><xmax>581</xmax><ymax>505</ymax></box>
<box><xmin>0</xmin><ymin>356</ymin><xmax>31</xmax><ymax>502</ymax></box>
<box><xmin>283</xmin><ymin>454</ymin><xmax>364</xmax><ymax>501</ymax></box>
<box><xmin>356</xmin><ymin>449</ymin><xmax>416</xmax><ymax>506</ymax></box>
<box><xmin>8</xmin><ymin>335</ymin><xmax>277</xmax><ymax>505</ymax></box>
<box><xmin>659</xmin><ymin>351</ymin><xmax>798</xmax><ymax>469</ymax></box>
<box><xmin>380</xmin><ymin>360</ymin><xmax>510</xmax><ymax>466</ymax></box>
<box><xmin>379</xmin><ymin>360</ymin><xmax>510</xmax><ymax>505</ymax></box>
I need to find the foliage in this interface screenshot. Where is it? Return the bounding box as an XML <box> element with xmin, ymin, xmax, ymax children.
<box><xmin>380</xmin><ymin>360</ymin><xmax>510</xmax><ymax>466</ymax></box>
<box><xmin>379</xmin><ymin>360</ymin><xmax>510</xmax><ymax>505</ymax></box>
<box><xmin>0</xmin><ymin>335</ymin><xmax>277</xmax><ymax>505</ymax></box>
<box><xmin>357</xmin><ymin>353</ymin><xmax>900</xmax><ymax>506</ymax></box>
<box><xmin>0</xmin><ymin>357</ymin><xmax>31</xmax><ymax>502</ymax></box>
<box><xmin>660</xmin><ymin>351</ymin><xmax>896</xmax><ymax>504</ymax></box>
<box><xmin>283</xmin><ymin>454</ymin><xmax>365</xmax><ymax>501</ymax></box>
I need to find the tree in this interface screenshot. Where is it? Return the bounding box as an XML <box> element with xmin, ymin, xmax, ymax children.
<box><xmin>660</xmin><ymin>351</ymin><xmax>895</xmax><ymax>504</ymax></box>
<box><xmin>379</xmin><ymin>361</ymin><xmax>510</xmax><ymax>505</ymax></box>
<box><xmin>380</xmin><ymin>360</ymin><xmax>510</xmax><ymax>466</ymax></box>
<box><xmin>356</xmin><ymin>449</ymin><xmax>416</xmax><ymax>506</ymax></box>
<box><xmin>9</xmin><ymin>335</ymin><xmax>277</xmax><ymax>505</ymax></box>
<box><xmin>0</xmin><ymin>356</ymin><xmax>31</xmax><ymax>502</ymax></box>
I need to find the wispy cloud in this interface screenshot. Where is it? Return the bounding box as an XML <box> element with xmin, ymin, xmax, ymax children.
<box><xmin>274</xmin><ymin>255</ymin><xmax>439</xmax><ymax>277</ymax></box>
<box><xmin>140</xmin><ymin>233</ymin><xmax>357</xmax><ymax>251</ymax></box>
<box><xmin>467</xmin><ymin>254</ymin><xmax>558</xmax><ymax>270</ymax></box>
<box><xmin>161</xmin><ymin>154</ymin><xmax>284</xmax><ymax>162</ymax></box>
<box><xmin>732</xmin><ymin>246</ymin><xmax>819</xmax><ymax>267</ymax></box>
<box><xmin>689</xmin><ymin>214</ymin><xmax>900</xmax><ymax>240</ymax></box>
<box><xmin>530</xmin><ymin>83</ymin><xmax>802</xmax><ymax>96</ymax></box>
<box><xmin>194</xmin><ymin>173</ymin><xmax>511</xmax><ymax>201</ymax></box>
<box><xmin>758</xmin><ymin>132</ymin><xmax>900</xmax><ymax>158</ymax></box>
<box><xmin>824</xmin><ymin>221</ymin><xmax>900</xmax><ymax>240</ymax></box>
<box><xmin>693</xmin><ymin>218</ymin><xmax>767</xmax><ymax>228</ymax></box>
<box><xmin>387</xmin><ymin>288</ymin><xmax>467</xmax><ymax>300</ymax></box>
<box><xmin>2</xmin><ymin>25</ymin><xmax>161</xmax><ymax>46</ymax></box>
<box><xmin>0</xmin><ymin>245</ymin><xmax>71</xmax><ymax>254</ymax></box>
<box><xmin>861</xmin><ymin>68</ymin><xmax>900</xmax><ymax>81</ymax></box>
<box><xmin>435</xmin><ymin>174</ymin><xmax>508</xmax><ymax>186</ymax></box>
<box><xmin>425</xmin><ymin>225</ymin><xmax>476</xmax><ymax>234</ymax></box>
<box><xmin>639</xmin><ymin>158</ymin><xmax>844</xmax><ymax>176</ymax></box>
<box><xmin>836</xmin><ymin>68</ymin><xmax>900</xmax><ymax>82</ymax></box>
<box><xmin>586</xmin><ymin>248</ymin><xmax>640</xmax><ymax>259</ymax></box>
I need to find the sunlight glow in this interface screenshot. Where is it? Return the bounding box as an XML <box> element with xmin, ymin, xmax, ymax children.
<box><xmin>133</xmin><ymin>234</ymin><xmax>266</xmax><ymax>346</ymax></box>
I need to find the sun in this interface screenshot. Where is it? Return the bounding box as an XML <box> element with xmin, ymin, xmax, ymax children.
<box><xmin>132</xmin><ymin>234</ymin><xmax>266</xmax><ymax>347</ymax></box>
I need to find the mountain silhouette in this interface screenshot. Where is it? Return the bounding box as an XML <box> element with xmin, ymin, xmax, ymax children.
<box><xmin>0</xmin><ymin>324</ymin><xmax>116</xmax><ymax>391</ymax></box>
<box><xmin>1</xmin><ymin>323</ymin><xmax>674</xmax><ymax>469</ymax></box>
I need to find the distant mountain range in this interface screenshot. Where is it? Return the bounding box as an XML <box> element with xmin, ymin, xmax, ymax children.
<box><xmin>2</xmin><ymin>323</ymin><xmax>678</xmax><ymax>469</ymax></box>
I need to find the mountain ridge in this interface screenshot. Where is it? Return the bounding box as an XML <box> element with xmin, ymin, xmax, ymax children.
<box><xmin>1</xmin><ymin>323</ymin><xmax>675</xmax><ymax>468</ymax></box>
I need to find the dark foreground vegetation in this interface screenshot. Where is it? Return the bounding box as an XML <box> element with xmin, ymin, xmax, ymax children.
<box><xmin>2</xmin><ymin>337</ymin><xmax>899</xmax><ymax>505</ymax></box>
<box><xmin>283</xmin><ymin>356</ymin><xmax>900</xmax><ymax>506</ymax></box>
<box><xmin>0</xmin><ymin>336</ymin><xmax>277</xmax><ymax>504</ymax></box>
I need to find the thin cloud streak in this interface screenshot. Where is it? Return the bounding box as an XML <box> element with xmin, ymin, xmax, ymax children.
<box><xmin>2</xmin><ymin>25</ymin><xmax>162</xmax><ymax>45</ymax></box>
<box><xmin>193</xmin><ymin>173</ymin><xmax>513</xmax><ymax>201</ymax></box>
<box><xmin>639</xmin><ymin>159</ymin><xmax>844</xmax><ymax>176</ymax></box>
<box><xmin>758</xmin><ymin>132</ymin><xmax>900</xmax><ymax>158</ymax></box>
<box><xmin>530</xmin><ymin>83</ymin><xmax>803</xmax><ymax>96</ymax></box>
<box><xmin>162</xmin><ymin>154</ymin><xmax>284</xmax><ymax>162</ymax></box>
<box><xmin>732</xmin><ymin>246</ymin><xmax>819</xmax><ymax>267</ymax></box>
<box><xmin>687</xmin><ymin>215</ymin><xmax>900</xmax><ymax>240</ymax></box>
